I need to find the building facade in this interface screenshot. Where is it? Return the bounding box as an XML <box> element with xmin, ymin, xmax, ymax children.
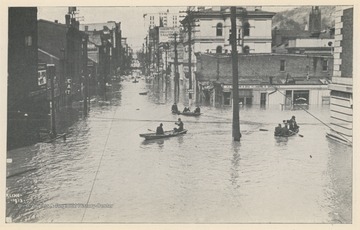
<box><xmin>195</xmin><ymin>53</ymin><xmax>332</xmax><ymax>107</ymax></box>
<box><xmin>8</xmin><ymin>7</ymin><xmax>40</xmax><ymax>149</ymax></box>
<box><xmin>327</xmin><ymin>6</ymin><xmax>353</xmax><ymax>145</ymax></box>
<box><xmin>143</xmin><ymin>9</ymin><xmax>184</xmax><ymax>31</ymax></box>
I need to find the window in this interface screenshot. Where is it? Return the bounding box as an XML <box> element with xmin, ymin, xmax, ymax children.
<box><xmin>224</xmin><ymin>92</ymin><xmax>231</xmax><ymax>105</ymax></box>
<box><xmin>280</xmin><ymin>60</ymin><xmax>286</xmax><ymax>71</ymax></box>
<box><xmin>243</xmin><ymin>22</ymin><xmax>250</xmax><ymax>36</ymax></box>
<box><xmin>25</xmin><ymin>36</ymin><xmax>32</xmax><ymax>46</ymax></box>
<box><xmin>216</xmin><ymin>46</ymin><xmax>222</xmax><ymax>54</ymax></box>
<box><xmin>322</xmin><ymin>59</ymin><xmax>328</xmax><ymax>71</ymax></box>
<box><xmin>243</xmin><ymin>45</ymin><xmax>250</xmax><ymax>54</ymax></box>
<box><xmin>216</xmin><ymin>23</ymin><xmax>223</xmax><ymax>36</ymax></box>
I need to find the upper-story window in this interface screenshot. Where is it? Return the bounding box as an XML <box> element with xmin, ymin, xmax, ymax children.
<box><xmin>280</xmin><ymin>60</ymin><xmax>286</xmax><ymax>71</ymax></box>
<box><xmin>25</xmin><ymin>36</ymin><xmax>32</xmax><ymax>46</ymax></box>
<box><xmin>216</xmin><ymin>23</ymin><xmax>223</xmax><ymax>36</ymax></box>
<box><xmin>322</xmin><ymin>59</ymin><xmax>328</xmax><ymax>71</ymax></box>
<box><xmin>243</xmin><ymin>22</ymin><xmax>250</xmax><ymax>36</ymax></box>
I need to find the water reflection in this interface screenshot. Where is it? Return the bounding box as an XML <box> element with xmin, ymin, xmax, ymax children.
<box><xmin>230</xmin><ymin>141</ymin><xmax>241</xmax><ymax>188</ymax></box>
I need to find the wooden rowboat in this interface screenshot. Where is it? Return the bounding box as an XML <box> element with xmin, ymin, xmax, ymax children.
<box><xmin>274</xmin><ymin>129</ymin><xmax>299</xmax><ymax>137</ymax></box>
<box><xmin>140</xmin><ymin>129</ymin><xmax>187</xmax><ymax>140</ymax></box>
<box><xmin>139</xmin><ymin>92</ymin><xmax>148</xmax><ymax>95</ymax></box>
<box><xmin>172</xmin><ymin>111</ymin><xmax>201</xmax><ymax>116</ymax></box>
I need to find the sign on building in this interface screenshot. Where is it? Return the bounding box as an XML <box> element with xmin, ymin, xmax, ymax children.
<box><xmin>38</xmin><ymin>63</ymin><xmax>47</xmax><ymax>87</ymax></box>
<box><xmin>159</xmin><ymin>27</ymin><xmax>180</xmax><ymax>43</ymax></box>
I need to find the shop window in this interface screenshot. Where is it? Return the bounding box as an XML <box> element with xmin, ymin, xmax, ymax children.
<box><xmin>293</xmin><ymin>90</ymin><xmax>309</xmax><ymax>105</ymax></box>
<box><xmin>224</xmin><ymin>92</ymin><xmax>231</xmax><ymax>105</ymax></box>
<box><xmin>216</xmin><ymin>46</ymin><xmax>222</xmax><ymax>54</ymax></box>
<box><xmin>216</xmin><ymin>23</ymin><xmax>223</xmax><ymax>36</ymax></box>
<box><xmin>280</xmin><ymin>60</ymin><xmax>286</xmax><ymax>71</ymax></box>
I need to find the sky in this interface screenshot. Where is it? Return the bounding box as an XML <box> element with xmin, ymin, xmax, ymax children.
<box><xmin>37</xmin><ymin>6</ymin><xmax>296</xmax><ymax>51</ymax></box>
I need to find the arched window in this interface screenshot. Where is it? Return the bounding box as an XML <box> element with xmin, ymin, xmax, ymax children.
<box><xmin>243</xmin><ymin>45</ymin><xmax>250</xmax><ymax>54</ymax></box>
<box><xmin>216</xmin><ymin>23</ymin><xmax>223</xmax><ymax>36</ymax></box>
<box><xmin>216</xmin><ymin>46</ymin><xmax>222</xmax><ymax>54</ymax></box>
<box><xmin>243</xmin><ymin>22</ymin><xmax>250</xmax><ymax>36</ymax></box>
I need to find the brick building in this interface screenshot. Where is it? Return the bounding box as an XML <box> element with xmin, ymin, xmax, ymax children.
<box><xmin>8</xmin><ymin>7</ymin><xmax>40</xmax><ymax>149</ymax></box>
<box><xmin>195</xmin><ymin>53</ymin><xmax>332</xmax><ymax>106</ymax></box>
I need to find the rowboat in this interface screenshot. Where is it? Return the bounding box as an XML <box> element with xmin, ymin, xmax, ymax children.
<box><xmin>181</xmin><ymin>111</ymin><xmax>201</xmax><ymax>117</ymax></box>
<box><xmin>139</xmin><ymin>92</ymin><xmax>148</xmax><ymax>95</ymax></box>
<box><xmin>132</xmin><ymin>79</ymin><xmax>139</xmax><ymax>83</ymax></box>
<box><xmin>172</xmin><ymin>111</ymin><xmax>201</xmax><ymax>116</ymax></box>
<box><xmin>139</xmin><ymin>129</ymin><xmax>187</xmax><ymax>140</ymax></box>
<box><xmin>274</xmin><ymin>128</ymin><xmax>299</xmax><ymax>137</ymax></box>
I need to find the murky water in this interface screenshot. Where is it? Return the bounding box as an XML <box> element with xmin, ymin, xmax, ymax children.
<box><xmin>6</xmin><ymin>77</ymin><xmax>352</xmax><ymax>223</ymax></box>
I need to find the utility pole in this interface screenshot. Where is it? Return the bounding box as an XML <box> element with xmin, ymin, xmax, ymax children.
<box><xmin>174</xmin><ymin>32</ymin><xmax>179</xmax><ymax>103</ymax></box>
<box><xmin>83</xmin><ymin>37</ymin><xmax>88</xmax><ymax>116</ymax></box>
<box><xmin>231</xmin><ymin>6</ymin><xmax>241</xmax><ymax>141</ymax></box>
<box><xmin>48</xmin><ymin>64</ymin><xmax>57</xmax><ymax>138</ymax></box>
<box><xmin>187</xmin><ymin>20</ymin><xmax>192</xmax><ymax>101</ymax></box>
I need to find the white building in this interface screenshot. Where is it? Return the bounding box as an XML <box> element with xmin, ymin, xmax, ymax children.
<box><xmin>180</xmin><ymin>6</ymin><xmax>275</xmax><ymax>104</ymax></box>
<box><xmin>143</xmin><ymin>9</ymin><xmax>184</xmax><ymax>31</ymax></box>
<box><xmin>327</xmin><ymin>6</ymin><xmax>353</xmax><ymax>145</ymax></box>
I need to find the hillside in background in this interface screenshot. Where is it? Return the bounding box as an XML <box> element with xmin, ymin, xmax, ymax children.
<box><xmin>272</xmin><ymin>6</ymin><xmax>336</xmax><ymax>31</ymax></box>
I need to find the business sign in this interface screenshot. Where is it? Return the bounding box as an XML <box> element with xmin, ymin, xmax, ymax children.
<box><xmin>37</xmin><ymin>63</ymin><xmax>47</xmax><ymax>88</ymax></box>
<box><xmin>159</xmin><ymin>27</ymin><xmax>180</xmax><ymax>43</ymax></box>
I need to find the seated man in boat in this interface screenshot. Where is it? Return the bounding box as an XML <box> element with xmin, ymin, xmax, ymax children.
<box><xmin>281</xmin><ymin>123</ymin><xmax>290</xmax><ymax>136</ymax></box>
<box><xmin>274</xmin><ymin>124</ymin><xmax>282</xmax><ymax>136</ymax></box>
<box><xmin>171</xmin><ymin>103</ymin><xmax>179</xmax><ymax>113</ymax></box>
<box><xmin>174</xmin><ymin>118</ymin><xmax>184</xmax><ymax>132</ymax></box>
<box><xmin>156</xmin><ymin>123</ymin><xmax>164</xmax><ymax>135</ymax></box>
<box><xmin>194</xmin><ymin>106</ymin><xmax>201</xmax><ymax>113</ymax></box>
<box><xmin>289</xmin><ymin>115</ymin><xmax>299</xmax><ymax>131</ymax></box>
<box><xmin>183</xmin><ymin>107</ymin><xmax>190</xmax><ymax>113</ymax></box>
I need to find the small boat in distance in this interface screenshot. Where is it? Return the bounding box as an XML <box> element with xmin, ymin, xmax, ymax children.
<box><xmin>132</xmin><ymin>79</ymin><xmax>139</xmax><ymax>83</ymax></box>
<box><xmin>139</xmin><ymin>92</ymin><xmax>148</xmax><ymax>95</ymax></box>
<box><xmin>140</xmin><ymin>129</ymin><xmax>187</xmax><ymax>140</ymax></box>
<box><xmin>180</xmin><ymin>111</ymin><xmax>201</xmax><ymax>117</ymax></box>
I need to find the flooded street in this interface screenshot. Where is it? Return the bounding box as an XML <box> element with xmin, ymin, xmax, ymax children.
<box><xmin>6</xmin><ymin>78</ymin><xmax>352</xmax><ymax>223</ymax></box>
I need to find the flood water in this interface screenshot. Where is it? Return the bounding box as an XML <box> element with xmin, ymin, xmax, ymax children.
<box><xmin>6</xmin><ymin>77</ymin><xmax>352</xmax><ymax>223</ymax></box>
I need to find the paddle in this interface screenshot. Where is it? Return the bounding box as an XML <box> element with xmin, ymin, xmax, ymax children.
<box><xmin>289</xmin><ymin>130</ymin><xmax>304</xmax><ymax>137</ymax></box>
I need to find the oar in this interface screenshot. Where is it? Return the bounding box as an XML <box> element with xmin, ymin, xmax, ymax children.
<box><xmin>148</xmin><ymin>129</ymin><xmax>154</xmax><ymax>132</ymax></box>
<box><xmin>289</xmin><ymin>130</ymin><xmax>304</xmax><ymax>137</ymax></box>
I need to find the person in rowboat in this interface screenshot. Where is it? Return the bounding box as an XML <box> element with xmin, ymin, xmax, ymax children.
<box><xmin>194</xmin><ymin>106</ymin><xmax>201</xmax><ymax>113</ymax></box>
<box><xmin>274</xmin><ymin>123</ymin><xmax>282</xmax><ymax>136</ymax></box>
<box><xmin>171</xmin><ymin>103</ymin><xmax>179</xmax><ymax>113</ymax></box>
<box><xmin>156</xmin><ymin>123</ymin><xmax>164</xmax><ymax>135</ymax></box>
<box><xmin>174</xmin><ymin>118</ymin><xmax>184</xmax><ymax>132</ymax></box>
<box><xmin>183</xmin><ymin>107</ymin><xmax>190</xmax><ymax>113</ymax></box>
<box><xmin>289</xmin><ymin>115</ymin><xmax>299</xmax><ymax>131</ymax></box>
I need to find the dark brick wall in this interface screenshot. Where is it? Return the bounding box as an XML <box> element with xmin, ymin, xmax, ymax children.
<box><xmin>38</xmin><ymin>20</ymin><xmax>67</xmax><ymax>59</ymax></box>
<box><xmin>196</xmin><ymin>53</ymin><xmax>333</xmax><ymax>82</ymax></box>
<box><xmin>341</xmin><ymin>8</ymin><xmax>353</xmax><ymax>77</ymax></box>
<box><xmin>8</xmin><ymin>7</ymin><xmax>38</xmax><ymax>112</ymax></box>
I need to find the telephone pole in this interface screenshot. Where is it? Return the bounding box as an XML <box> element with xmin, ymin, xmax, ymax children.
<box><xmin>47</xmin><ymin>64</ymin><xmax>57</xmax><ymax>138</ymax></box>
<box><xmin>231</xmin><ymin>6</ymin><xmax>241</xmax><ymax>141</ymax></box>
<box><xmin>174</xmin><ymin>32</ymin><xmax>179</xmax><ymax>103</ymax></box>
<box><xmin>187</xmin><ymin>20</ymin><xmax>192</xmax><ymax>101</ymax></box>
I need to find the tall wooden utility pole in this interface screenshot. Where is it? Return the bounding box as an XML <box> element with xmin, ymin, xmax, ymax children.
<box><xmin>174</xmin><ymin>32</ymin><xmax>179</xmax><ymax>103</ymax></box>
<box><xmin>83</xmin><ymin>37</ymin><xmax>88</xmax><ymax>116</ymax></box>
<box><xmin>47</xmin><ymin>64</ymin><xmax>57</xmax><ymax>138</ymax></box>
<box><xmin>231</xmin><ymin>6</ymin><xmax>241</xmax><ymax>141</ymax></box>
<box><xmin>187</xmin><ymin>21</ymin><xmax>192</xmax><ymax>101</ymax></box>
